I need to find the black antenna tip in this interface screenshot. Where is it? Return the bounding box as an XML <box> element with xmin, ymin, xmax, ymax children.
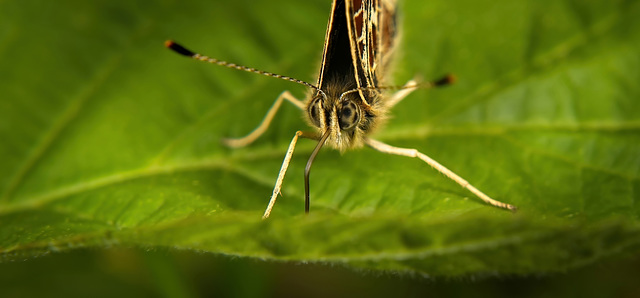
<box><xmin>434</xmin><ymin>74</ymin><xmax>457</xmax><ymax>87</ymax></box>
<box><xmin>165</xmin><ymin>40</ymin><xmax>196</xmax><ymax>57</ymax></box>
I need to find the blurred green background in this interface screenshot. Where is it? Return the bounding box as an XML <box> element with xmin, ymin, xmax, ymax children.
<box><xmin>1</xmin><ymin>0</ymin><xmax>639</xmax><ymax>296</ymax></box>
<box><xmin>0</xmin><ymin>248</ymin><xmax>639</xmax><ymax>297</ymax></box>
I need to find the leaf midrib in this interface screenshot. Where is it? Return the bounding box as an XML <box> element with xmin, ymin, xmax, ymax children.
<box><xmin>2</xmin><ymin>119</ymin><xmax>637</xmax><ymax>217</ymax></box>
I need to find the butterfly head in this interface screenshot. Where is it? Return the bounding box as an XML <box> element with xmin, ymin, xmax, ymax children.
<box><xmin>306</xmin><ymin>87</ymin><xmax>377</xmax><ymax>151</ymax></box>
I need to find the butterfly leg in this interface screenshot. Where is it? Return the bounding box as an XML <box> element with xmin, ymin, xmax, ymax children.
<box><xmin>365</xmin><ymin>138</ymin><xmax>517</xmax><ymax>211</ymax></box>
<box><xmin>263</xmin><ymin>130</ymin><xmax>317</xmax><ymax>219</ymax></box>
<box><xmin>223</xmin><ymin>91</ymin><xmax>305</xmax><ymax>148</ymax></box>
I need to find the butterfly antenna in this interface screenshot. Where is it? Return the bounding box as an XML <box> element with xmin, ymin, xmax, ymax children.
<box><xmin>165</xmin><ymin>40</ymin><xmax>321</xmax><ymax>92</ymax></box>
<box><xmin>377</xmin><ymin>74</ymin><xmax>457</xmax><ymax>92</ymax></box>
<box><xmin>339</xmin><ymin>74</ymin><xmax>456</xmax><ymax>102</ymax></box>
<box><xmin>432</xmin><ymin>73</ymin><xmax>457</xmax><ymax>87</ymax></box>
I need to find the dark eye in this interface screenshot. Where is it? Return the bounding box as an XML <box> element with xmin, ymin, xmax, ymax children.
<box><xmin>307</xmin><ymin>96</ymin><xmax>323</xmax><ymax>127</ymax></box>
<box><xmin>338</xmin><ymin>101</ymin><xmax>360</xmax><ymax>130</ymax></box>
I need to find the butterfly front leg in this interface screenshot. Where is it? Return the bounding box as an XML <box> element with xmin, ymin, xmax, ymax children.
<box><xmin>364</xmin><ymin>138</ymin><xmax>517</xmax><ymax>211</ymax></box>
<box><xmin>223</xmin><ymin>91</ymin><xmax>306</xmax><ymax>148</ymax></box>
<box><xmin>263</xmin><ymin>130</ymin><xmax>317</xmax><ymax>219</ymax></box>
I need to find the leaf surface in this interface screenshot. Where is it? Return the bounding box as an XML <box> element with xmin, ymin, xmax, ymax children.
<box><xmin>1</xmin><ymin>0</ymin><xmax>639</xmax><ymax>276</ymax></box>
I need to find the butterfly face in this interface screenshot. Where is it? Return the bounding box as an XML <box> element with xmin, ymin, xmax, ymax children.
<box><xmin>306</xmin><ymin>84</ymin><xmax>376</xmax><ymax>150</ymax></box>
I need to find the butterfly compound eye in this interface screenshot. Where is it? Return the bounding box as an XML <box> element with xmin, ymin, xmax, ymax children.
<box><xmin>307</xmin><ymin>96</ymin><xmax>323</xmax><ymax>127</ymax></box>
<box><xmin>338</xmin><ymin>101</ymin><xmax>360</xmax><ymax>130</ymax></box>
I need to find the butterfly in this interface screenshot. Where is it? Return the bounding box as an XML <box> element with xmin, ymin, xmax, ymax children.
<box><xmin>165</xmin><ymin>0</ymin><xmax>517</xmax><ymax>218</ymax></box>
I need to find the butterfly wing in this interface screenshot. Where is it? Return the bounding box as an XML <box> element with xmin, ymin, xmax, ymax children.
<box><xmin>316</xmin><ymin>0</ymin><xmax>357</xmax><ymax>92</ymax></box>
<box><xmin>346</xmin><ymin>0</ymin><xmax>397</xmax><ymax>91</ymax></box>
<box><xmin>316</xmin><ymin>0</ymin><xmax>397</xmax><ymax>93</ymax></box>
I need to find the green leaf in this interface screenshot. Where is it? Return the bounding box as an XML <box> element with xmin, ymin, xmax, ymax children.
<box><xmin>1</xmin><ymin>0</ymin><xmax>639</xmax><ymax>276</ymax></box>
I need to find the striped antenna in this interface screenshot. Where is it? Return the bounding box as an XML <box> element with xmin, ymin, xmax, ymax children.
<box><xmin>339</xmin><ymin>74</ymin><xmax>456</xmax><ymax>102</ymax></box>
<box><xmin>165</xmin><ymin>40</ymin><xmax>321</xmax><ymax>93</ymax></box>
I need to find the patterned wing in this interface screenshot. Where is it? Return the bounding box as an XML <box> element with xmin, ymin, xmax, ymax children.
<box><xmin>346</xmin><ymin>0</ymin><xmax>397</xmax><ymax>90</ymax></box>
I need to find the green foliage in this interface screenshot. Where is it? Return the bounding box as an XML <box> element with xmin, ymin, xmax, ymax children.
<box><xmin>0</xmin><ymin>0</ymin><xmax>639</xmax><ymax>277</ymax></box>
